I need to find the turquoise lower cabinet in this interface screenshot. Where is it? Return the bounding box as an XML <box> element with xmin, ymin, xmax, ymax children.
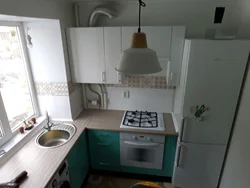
<box><xmin>67</xmin><ymin>132</ymin><xmax>89</xmax><ymax>188</ymax></box>
<box><xmin>88</xmin><ymin>130</ymin><xmax>120</xmax><ymax>171</ymax></box>
<box><xmin>121</xmin><ymin>136</ymin><xmax>177</xmax><ymax>177</ymax></box>
<box><xmin>163</xmin><ymin>136</ymin><xmax>178</xmax><ymax>177</ymax></box>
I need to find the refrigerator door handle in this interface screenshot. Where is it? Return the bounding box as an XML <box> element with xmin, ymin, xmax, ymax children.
<box><xmin>180</xmin><ymin>117</ymin><xmax>186</xmax><ymax>142</ymax></box>
<box><xmin>176</xmin><ymin>144</ymin><xmax>182</xmax><ymax>167</ymax></box>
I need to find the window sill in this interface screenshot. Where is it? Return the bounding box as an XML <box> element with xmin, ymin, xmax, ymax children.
<box><xmin>0</xmin><ymin>116</ymin><xmax>46</xmax><ymax>166</ymax></box>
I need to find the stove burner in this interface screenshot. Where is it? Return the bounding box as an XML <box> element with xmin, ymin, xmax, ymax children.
<box><xmin>128</xmin><ymin>119</ymin><xmax>135</xmax><ymax>123</ymax></box>
<box><xmin>123</xmin><ymin>111</ymin><xmax>158</xmax><ymax>128</ymax></box>
<box><xmin>131</xmin><ymin>111</ymin><xmax>136</xmax><ymax>115</ymax></box>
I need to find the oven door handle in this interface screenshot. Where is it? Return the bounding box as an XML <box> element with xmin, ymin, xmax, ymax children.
<box><xmin>124</xmin><ymin>141</ymin><xmax>160</xmax><ymax>147</ymax></box>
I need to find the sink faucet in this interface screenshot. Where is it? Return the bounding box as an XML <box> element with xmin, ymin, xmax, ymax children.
<box><xmin>43</xmin><ymin>111</ymin><xmax>54</xmax><ymax>131</ymax></box>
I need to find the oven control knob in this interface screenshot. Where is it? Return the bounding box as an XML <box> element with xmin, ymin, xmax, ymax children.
<box><xmin>133</xmin><ymin>136</ymin><xmax>138</xmax><ymax>140</ymax></box>
<box><xmin>148</xmin><ymin>138</ymin><xmax>153</xmax><ymax>142</ymax></box>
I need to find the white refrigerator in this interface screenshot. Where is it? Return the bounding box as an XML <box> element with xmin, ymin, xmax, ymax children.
<box><xmin>172</xmin><ymin>40</ymin><xmax>250</xmax><ymax>188</ymax></box>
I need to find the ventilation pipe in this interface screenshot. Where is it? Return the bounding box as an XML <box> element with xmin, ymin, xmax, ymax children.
<box><xmin>88</xmin><ymin>5</ymin><xmax>116</xmax><ymax>27</ymax></box>
<box><xmin>74</xmin><ymin>4</ymin><xmax>80</xmax><ymax>27</ymax></box>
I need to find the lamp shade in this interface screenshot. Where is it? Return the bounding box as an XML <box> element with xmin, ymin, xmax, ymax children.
<box><xmin>116</xmin><ymin>48</ymin><xmax>162</xmax><ymax>74</ymax></box>
<box><xmin>116</xmin><ymin>33</ymin><xmax>162</xmax><ymax>75</ymax></box>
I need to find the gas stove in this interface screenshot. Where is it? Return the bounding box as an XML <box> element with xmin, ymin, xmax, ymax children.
<box><xmin>120</xmin><ymin>111</ymin><xmax>165</xmax><ymax>131</ymax></box>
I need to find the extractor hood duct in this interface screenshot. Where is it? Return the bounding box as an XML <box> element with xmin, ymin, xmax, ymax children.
<box><xmin>88</xmin><ymin>5</ymin><xmax>116</xmax><ymax>27</ymax></box>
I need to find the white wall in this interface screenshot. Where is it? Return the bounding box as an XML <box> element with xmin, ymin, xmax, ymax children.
<box><xmin>77</xmin><ymin>0</ymin><xmax>250</xmax><ymax>38</ymax></box>
<box><xmin>22</xmin><ymin>20</ymin><xmax>72</xmax><ymax>120</ymax></box>
<box><xmin>85</xmin><ymin>85</ymin><xmax>174</xmax><ymax>112</ymax></box>
<box><xmin>0</xmin><ymin>0</ymin><xmax>84</xmax><ymax>120</ymax></box>
<box><xmin>23</xmin><ymin>20</ymin><xmax>67</xmax><ymax>82</ymax></box>
<box><xmin>0</xmin><ymin>0</ymin><xmax>74</xmax><ymax>81</ymax></box>
<box><xmin>219</xmin><ymin>64</ymin><xmax>250</xmax><ymax>188</ymax></box>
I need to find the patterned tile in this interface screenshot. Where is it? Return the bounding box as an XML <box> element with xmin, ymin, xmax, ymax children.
<box><xmin>140</xmin><ymin>76</ymin><xmax>155</xmax><ymax>88</ymax></box>
<box><xmin>154</xmin><ymin>76</ymin><xmax>167</xmax><ymax>89</ymax></box>
<box><xmin>106</xmin><ymin>75</ymin><xmax>169</xmax><ymax>89</ymax></box>
<box><xmin>127</xmin><ymin>75</ymin><xmax>141</xmax><ymax>88</ymax></box>
<box><xmin>36</xmin><ymin>82</ymin><xmax>69</xmax><ymax>96</ymax></box>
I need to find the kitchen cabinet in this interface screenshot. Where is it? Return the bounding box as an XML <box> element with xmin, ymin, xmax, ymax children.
<box><xmin>88</xmin><ymin>130</ymin><xmax>120</xmax><ymax>171</ymax></box>
<box><xmin>121</xmin><ymin>136</ymin><xmax>177</xmax><ymax>177</ymax></box>
<box><xmin>122</xmin><ymin>26</ymin><xmax>185</xmax><ymax>86</ymax></box>
<box><xmin>87</xmin><ymin>130</ymin><xmax>176</xmax><ymax>177</ymax></box>
<box><xmin>67</xmin><ymin>28</ymin><xmax>105</xmax><ymax>83</ymax></box>
<box><xmin>167</xmin><ymin>26</ymin><xmax>185</xmax><ymax>86</ymax></box>
<box><xmin>67</xmin><ymin>26</ymin><xmax>185</xmax><ymax>86</ymax></box>
<box><xmin>67</xmin><ymin>131</ymin><xmax>89</xmax><ymax>188</ymax></box>
<box><xmin>67</xmin><ymin>27</ymin><xmax>122</xmax><ymax>84</ymax></box>
<box><xmin>104</xmin><ymin>27</ymin><xmax>123</xmax><ymax>84</ymax></box>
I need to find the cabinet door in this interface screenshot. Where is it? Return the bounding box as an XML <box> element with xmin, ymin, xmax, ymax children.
<box><xmin>173</xmin><ymin>143</ymin><xmax>226</xmax><ymax>188</ymax></box>
<box><xmin>67</xmin><ymin>132</ymin><xmax>89</xmax><ymax>188</ymax></box>
<box><xmin>104</xmin><ymin>27</ymin><xmax>122</xmax><ymax>84</ymax></box>
<box><xmin>67</xmin><ymin>28</ymin><xmax>105</xmax><ymax>83</ymax></box>
<box><xmin>121</xmin><ymin>26</ymin><xmax>172</xmax><ymax>58</ymax></box>
<box><xmin>167</xmin><ymin>26</ymin><xmax>185</xmax><ymax>86</ymax></box>
<box><xmin>163</xmin><ymin>136</ymin><xmax>177</xmax><ymax>177</ymax></box>
<box><xmin>88</xmin><ymin>130</ymin><xmax>120</xmax><ymax>171</ymax></box>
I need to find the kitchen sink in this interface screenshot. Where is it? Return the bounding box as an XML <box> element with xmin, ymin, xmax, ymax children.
<box><xmin>36</xmin><ymin>123</ymin><xmax>76</xmax><ymax>148</ymax></box>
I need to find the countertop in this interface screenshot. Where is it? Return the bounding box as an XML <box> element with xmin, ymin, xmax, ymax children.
<box><xmin>0</xmin><ymin>110</ymin><xmax>177</xmax><ymax>188</ymax></box>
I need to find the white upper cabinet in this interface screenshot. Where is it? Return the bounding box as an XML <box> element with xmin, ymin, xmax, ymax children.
<box><xmin>67</xmin><ymin>26</ymin><xmax>185</xmax><ymax>85</ymax></box>
<box><xmin>67</xmin><ymin>28</ymin><xmax>105</xmax><ymax>83</ymax></box>
<box><xmin>121</xmin><ymin>26</ymin><xmax>172</xmax><ymax>58</ymax></box>
<box><xmin>167</xmin><ymin>26</ymin><xmax>185</xmax><ymax>86</ymax></box>
<box><xmin>104</xmin><ymin>27</ymin><xmax>122</xmax><ymax>84</ymax></box>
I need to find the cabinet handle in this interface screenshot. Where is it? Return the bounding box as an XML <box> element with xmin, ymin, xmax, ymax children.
<box><xmin>99</xmin><ymin>162</ymin><xmax>110</xmax><ymax>166</ymax></box>
<box><xmin>170</xmin><ymin>72</ymin><xmax>173</xmax><ymax>86</ymax></box>
<box><xmin>101</xmin><ymin>72</ymin><xmax>106</xmax><ymax>82</ymax></box>
<box><xmin>179</xmin><ymin>117</ymin><xmax>186</xmax><ymax>142</ymax></box>
<box><xmin>98</xmin><ymin>143</ymin><xmax>110</xmax><ymax>146</ymax></box>
<box><xmin>176</xmin><ymin>144</ymin><xmax>182</xmax><ymax>167</ymax></box>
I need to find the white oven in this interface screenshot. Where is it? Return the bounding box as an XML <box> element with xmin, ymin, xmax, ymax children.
<box><xmin>120</xmin><ymin>132</ymin><xmax>165</xmax><ymax>170</ymax></box>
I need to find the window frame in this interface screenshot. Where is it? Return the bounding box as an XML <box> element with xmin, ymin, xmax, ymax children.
<box><xmin>0</xmin><ymin>21</ymin><xmax>40</xmax><ymax>147</ymax></box>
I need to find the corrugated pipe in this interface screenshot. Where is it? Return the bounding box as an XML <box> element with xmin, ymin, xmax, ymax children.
<box><xmin>74</xmin><ymin>4</ymin><xmax>80</xmax><ymax>27</ymax></box>
<box><xmin>88</xmin><ymin>6</ymin><xmax>116</xmax><ymax>27</ymax></box>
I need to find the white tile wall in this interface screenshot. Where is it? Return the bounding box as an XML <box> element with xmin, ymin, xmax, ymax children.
<box><xmin>70</xmin><ymin>87</ymin><xmax>83</xmax><ymax>119</ymax></box>
<box><xmin>54</xmin><ymin>96</ymin><xmax>72</xmax><ymax>120</ymax></box>
<box><xmin>84</xmin><ymin>85</ymin><xmax>174</xmax><ymax>113</ymax></box>
<box><xmin>38</xmin><ymin>95</ymin><xmax>72</xmax><ymax>121</ymax></box>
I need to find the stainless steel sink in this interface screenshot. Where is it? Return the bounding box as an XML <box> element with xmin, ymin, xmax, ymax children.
<box><xmin>36</xmin><ymin>123</ymin><xmax>76</xmax><ymax>148</ymax></box>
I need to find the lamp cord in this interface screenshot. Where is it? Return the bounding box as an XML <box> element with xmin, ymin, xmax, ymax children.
<box><xmin>138</xmin><ymin>0</ymin><xmax>146</xmax><ymax>33</ymax></box>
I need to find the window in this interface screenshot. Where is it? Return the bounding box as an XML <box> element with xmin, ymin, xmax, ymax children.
<box><xmin>0</xmin><ymin>22</ymin><xmax>39</xmax><ymax>146</ymax></box>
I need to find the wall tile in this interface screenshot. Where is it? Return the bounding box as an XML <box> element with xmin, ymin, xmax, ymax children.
<box><xmin>106</xmin><ymin>75</ymin><xmax>170</xmax><ymax>89</ymax></box>
<box><xmin>154</xmin><ymin>76</ymin><xmax>167</xmax><ymax>89</ymax></box>
<box><xmin>36</xmin><ymin>82</ymin><xmax>69</xmax><ymax>96</ymax></box>
<box><xmin>140</xmin><ymin>76</ymin><xmax>155</xmax><ymax>88</ymax></box>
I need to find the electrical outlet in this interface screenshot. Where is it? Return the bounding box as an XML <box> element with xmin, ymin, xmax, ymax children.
<box><xmin>123</xmin><ymin>91</ymin><xmax>127</xmax><ymax>98</ymax></box>
<box><xmin>123</xmin><ymin>90</ymin><xmax>130</xmax><ymax>99</ymax></box>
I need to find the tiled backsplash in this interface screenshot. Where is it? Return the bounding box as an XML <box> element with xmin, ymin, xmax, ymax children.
<box><xmin>36</xmin><ymin>76</ymin><xmax>172</xmax><ymax>97</ymax></box>
<box><xmin>36</xmin><ymin>82</ymin><xmax>69</xmax><ymax>96</ymax></box>
<box><xmin>107</xmin><ymin>75</ymin><xmax>175</xmax><ymax>89</ymax></box>
<box><xmin>35</xmin><ymin>82</ymin><xmax>81</xmax><ymax>96</ymax></box>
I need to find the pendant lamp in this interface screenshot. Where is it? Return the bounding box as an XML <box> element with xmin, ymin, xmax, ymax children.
<box><xmin>116</xmin><ymin>0</ymin><xmax>162</xmax><ymax>75</ymax></box>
